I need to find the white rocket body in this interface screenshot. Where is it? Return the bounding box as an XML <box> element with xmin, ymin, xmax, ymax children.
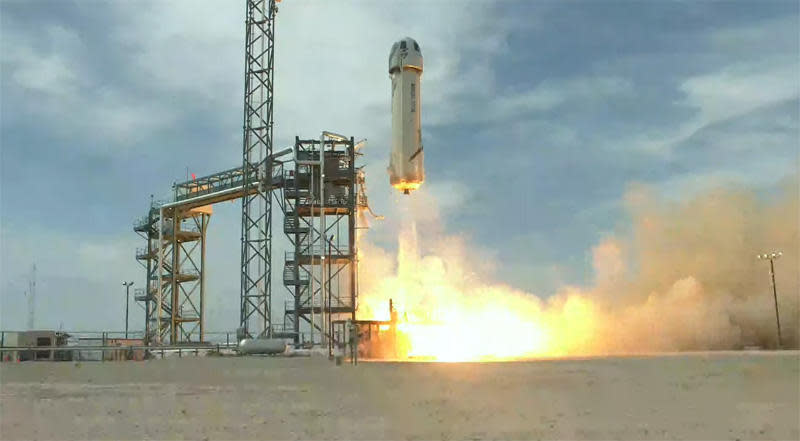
<box><xmin>388</xmin><ymin>37</ymin><xmax>424</xmax><ymax>194</ymax></box>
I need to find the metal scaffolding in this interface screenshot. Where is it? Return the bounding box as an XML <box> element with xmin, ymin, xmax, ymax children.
<box><xmin>134</xmin><ymin>202</ymin><xmax>161</xmax><ymax>345</ymax></box>
<box><xmin>130</xmin><ymin>1</ymin><xmax>380</xmax><ymax>347</ymax></box>
<box><xmin>132</xmin><ymin>133</ymin><xmax>369</xmax><ymax>346</ymax></box>
<box><xmin>240</xmin><ymin>0</ymin><xmax>277</xmax><ymax>338</ymax></box>
<box><xmin>135</xmin><ymin>202</ymin><xmax>211</xmax><ymax>344</ymax></box>
<box><xmin>281</xmin><ymin>133</ymin><xmax>363</xmax><ymax>348</ymax></box>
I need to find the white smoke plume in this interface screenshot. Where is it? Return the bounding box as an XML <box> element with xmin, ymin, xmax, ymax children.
<box><xmin>356</xmin><ymin>175</ymin><xmax>798</xmax><ymax>358</ymax></box>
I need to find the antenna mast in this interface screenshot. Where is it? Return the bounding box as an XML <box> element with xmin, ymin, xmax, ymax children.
<box><xmin>27</xmin><ymin>264</ymin><xmax>36</xmax><ymax>330</ymax></box>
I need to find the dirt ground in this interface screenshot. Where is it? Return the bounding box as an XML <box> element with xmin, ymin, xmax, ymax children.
<box><xmin>1</xmin><ymin>351</ymin><xmax>798</xmax><ymax>440</ymax></box>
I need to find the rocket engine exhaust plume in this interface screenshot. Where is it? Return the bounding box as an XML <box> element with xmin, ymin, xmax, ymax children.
<box><xmin>356</xmin><ymin>177</ymin><xmax>799</xmax><ymax>361</ymax></box>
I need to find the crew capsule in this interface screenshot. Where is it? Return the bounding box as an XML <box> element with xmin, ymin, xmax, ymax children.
<box><xmin>388</xmin><ymin>37</ymin><xmax>424</xmax><ymax>195</ymax></box>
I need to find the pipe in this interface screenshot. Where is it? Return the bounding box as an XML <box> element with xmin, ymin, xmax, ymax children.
<box><xmin>322</xmin><ymin>131</ymin><xmax>347</xmax><ymax>141</ymax></box>
<box><xmin>161</xmin><ymin>185</ymin><xmax>245</xmax><ymax>210</ymax></box>
<box><xmin>200</xmin><ymin>214</ymin><xmax>208</xmax><ymax>342</ymax></box>
<box><xmin>309</xmin><ymin>165</ymin><xmax>315</xmax><ymax>346</ymax></box>
<box><xmin>272</xmin><ymin>146</ymin><xmax>294</xmax><ymax>158</ymax></box>
<box><xmin>156</xmin><ymin>206</ymin><xmax>164</xmax><ymax>345</ymax></box>
<box><xmin>171</xmin><ymin>214</ymin><xmax>179</xmax><ymax>343</ymax></box>
<box><xmin>327</xmin><ymin>234</ymin><xmax>333</xmax><ymax>358</ymax></box>
<box><xmin>319</xmin><ymin>132</ymin><xmax>327</xmax><ymax>347</ymax></box>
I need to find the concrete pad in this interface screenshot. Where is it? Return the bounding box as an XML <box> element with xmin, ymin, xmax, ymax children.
<box><xmin>1</xmin><ymin>351</ymin><xmax>797</xmax><ymax>440</ymax></box>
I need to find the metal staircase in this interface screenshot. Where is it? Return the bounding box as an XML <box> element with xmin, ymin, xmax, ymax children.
<box><xmin>280</xmin><ymin>135</ymin><xmax>359</xmax><ymax>348</ymax></box>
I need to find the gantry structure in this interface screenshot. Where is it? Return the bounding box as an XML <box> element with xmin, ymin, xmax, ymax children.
<box><xmin>134</xmin><ymin>137</ymin><xmax>371</xmax><ymax>345</ymax></box>
<box><xmin>134</xmin><ymin>155</ymin><xmax>289</xmax><ymax>344</ymax></box>
<box><xmin>133</xmin><ymin>0</ymin><xmax>279</xmax><ymax>344</ymax></box>
<box><xmin>132</xmin><ymin>1</ymin><xmax>379</xmax><ymax>346</ymax></box>
<box><xmin>280</xmin><ymin>133</ymin><xmax>368</xmax><ymax>347</ymax></box>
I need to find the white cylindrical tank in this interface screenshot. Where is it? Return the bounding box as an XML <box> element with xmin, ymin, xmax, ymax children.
<box><xmin>388</xmin><ymin>37</ymin><xmax>424</xmax><ymax>194</ymax></box>
<box><xmin>237</xmin><ymin>338</ymin><xmax>287</xmax><ymax>355</ymax></box>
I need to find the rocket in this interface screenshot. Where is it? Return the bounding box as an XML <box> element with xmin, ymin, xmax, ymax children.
<box><xmin>388</xmin><ymin>37</ymin><xmax>424</xmax><ymax>195</ymax></box>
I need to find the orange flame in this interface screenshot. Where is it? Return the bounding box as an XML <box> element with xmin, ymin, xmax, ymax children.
<box><xmin>392</xmin><ymin>181</ymin><xmax>422</xmax><ymax>194</ymax></box>
<box><xmin>356</xmin><ymin>223</ymin><xmax>602</xmax><ymax>361</ymax></box>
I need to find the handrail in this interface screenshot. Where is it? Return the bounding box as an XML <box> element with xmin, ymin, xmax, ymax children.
<box><xmin>296</xmin><ymin>245</ymin><xmax>352</xmax><ymax>256</ymax></box>
<box><xmin>135</xmin><ymin>247</ymin><xmax>152</xmax><ymax>258</ymax></box>
<box><xmin>283</xmin><ymin>271</ymin><xmax>309</xmax><ymax>281</ymax></box>
<box><xmin>133</xmin><ymin>216</ymin><xmax>152</xmax><ymax>229</ymax></box>
<box><xmin>0</xmin><ymin>344</ymin><xmax>225</xmax><ymax>351</ymax></box>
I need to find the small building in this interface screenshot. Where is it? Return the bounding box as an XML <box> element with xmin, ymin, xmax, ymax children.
<box><xmin>1</xmin><ymin>330</ymin><xmax>71</xmax><ymax>362</ymax></box>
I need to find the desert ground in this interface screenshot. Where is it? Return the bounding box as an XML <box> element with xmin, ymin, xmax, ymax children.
<box><xmin>1</xmin><ymin>351</ymin><xmax>798</xmax><ymax>440</ymax></box>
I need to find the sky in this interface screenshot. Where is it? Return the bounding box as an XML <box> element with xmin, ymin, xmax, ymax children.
<box><xmin>1</xmin><ymin>0</ymin><xmax>798</xmax><ymax>333</ymax></box>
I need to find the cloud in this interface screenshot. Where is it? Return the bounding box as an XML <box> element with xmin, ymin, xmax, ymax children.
<box><xmin>490</xmin><ymin>76</ymin><xmax>634</xmax><ymax>121</ymax></box>
<box><xmin>0</xmin><ymin>0</ymin><xmax>511</xmax><ymax>331</ymax></box>
<box><xmin>632</xmin><ymin>15</ymin><xmax>799</xmax><ymax>156</ymax></box>
<box><xmin>710</xmin><ymin>15</ymin><xmax>798</xmax><ymax>56</ymax></box>
<box><xmin>4</xmin><ymin>25</ymin><xmax>81</xmax><ymax>96</ymax></box>
<box><xmin>0</xmin><ymin>223</ymin><xmax>143</xmax><ymax>331</ymax></box>
<box><xmin>1</xmin><ymin>19</ymin><xmax>177</xmax><ymax>150</ymax></box>
<box><xmin>654</xmin><ymin>97</ymin><xmax>799</xmax><ymax>199</ymax></box>
<box><xmin>0</xmin><ymin>1</ymin><xmax>797</xmax><ymax>339</ymax></box>
<box><xmin>679</xmin><ymin>60</ymin><xmax>798</xmax><ymax>131</ymax></box>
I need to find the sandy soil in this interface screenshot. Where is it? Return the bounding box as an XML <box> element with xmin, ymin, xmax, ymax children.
<box><xmin>1</xmin><ymin>351</ymin><xmax>797</xmax><ymax>440</ymax></box>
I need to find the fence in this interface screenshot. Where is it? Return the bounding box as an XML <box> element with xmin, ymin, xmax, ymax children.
<box><xmin>0</xmin><ymin>343</ymin><xmax>232</xmax><ymax>362</ymax></box>
<box><xmin>0</xmin><ymin>329</ymin><xmax>312</xmax><ymax>362</ymax></box>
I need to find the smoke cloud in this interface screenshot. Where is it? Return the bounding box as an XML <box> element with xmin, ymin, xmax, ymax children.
<box><xmin>356</xmin><ymin>175</ymin><xmax>798</xmax><ymax>357</ymax></box>
<box><xmin>595</xmin><ymin>176</ymin><xmax>799</xmax><ymax>351</ymax></box>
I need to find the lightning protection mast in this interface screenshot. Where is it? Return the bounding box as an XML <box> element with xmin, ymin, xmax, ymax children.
<box><xmin>240</xmin><ymin>0</ymin><xmax>277</xmax><ymax>338</ymax></box>
<box><xmin>27</xmin><ymin>264</ymin><xmax>36</xmax><ymax>330</ymax></box>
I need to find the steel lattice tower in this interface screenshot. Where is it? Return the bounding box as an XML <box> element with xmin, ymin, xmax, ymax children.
<box><xmin>281</xmin><ymin>135</ymin><xmax>361</xmax><ymax>347</ymax></box>
<box><xmin>135</xmin><ymin>202</ymin><xmax>210</xmax><ymax>345</ymax></box>
<box><xmin>240</xmin><ymin>0</ymin><xmax>276</xmax><ymax>337</ymax></box>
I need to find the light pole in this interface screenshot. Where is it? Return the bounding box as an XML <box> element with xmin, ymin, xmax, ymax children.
<box><xmin>122</xmin><ymin>281</ymin><xmax>134</xmax><ymax>339</ymax></box>
<box><xmin>757</xmin><ymin>252</ymin><xmax>783</xmax><ymax>349</ymax></box>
